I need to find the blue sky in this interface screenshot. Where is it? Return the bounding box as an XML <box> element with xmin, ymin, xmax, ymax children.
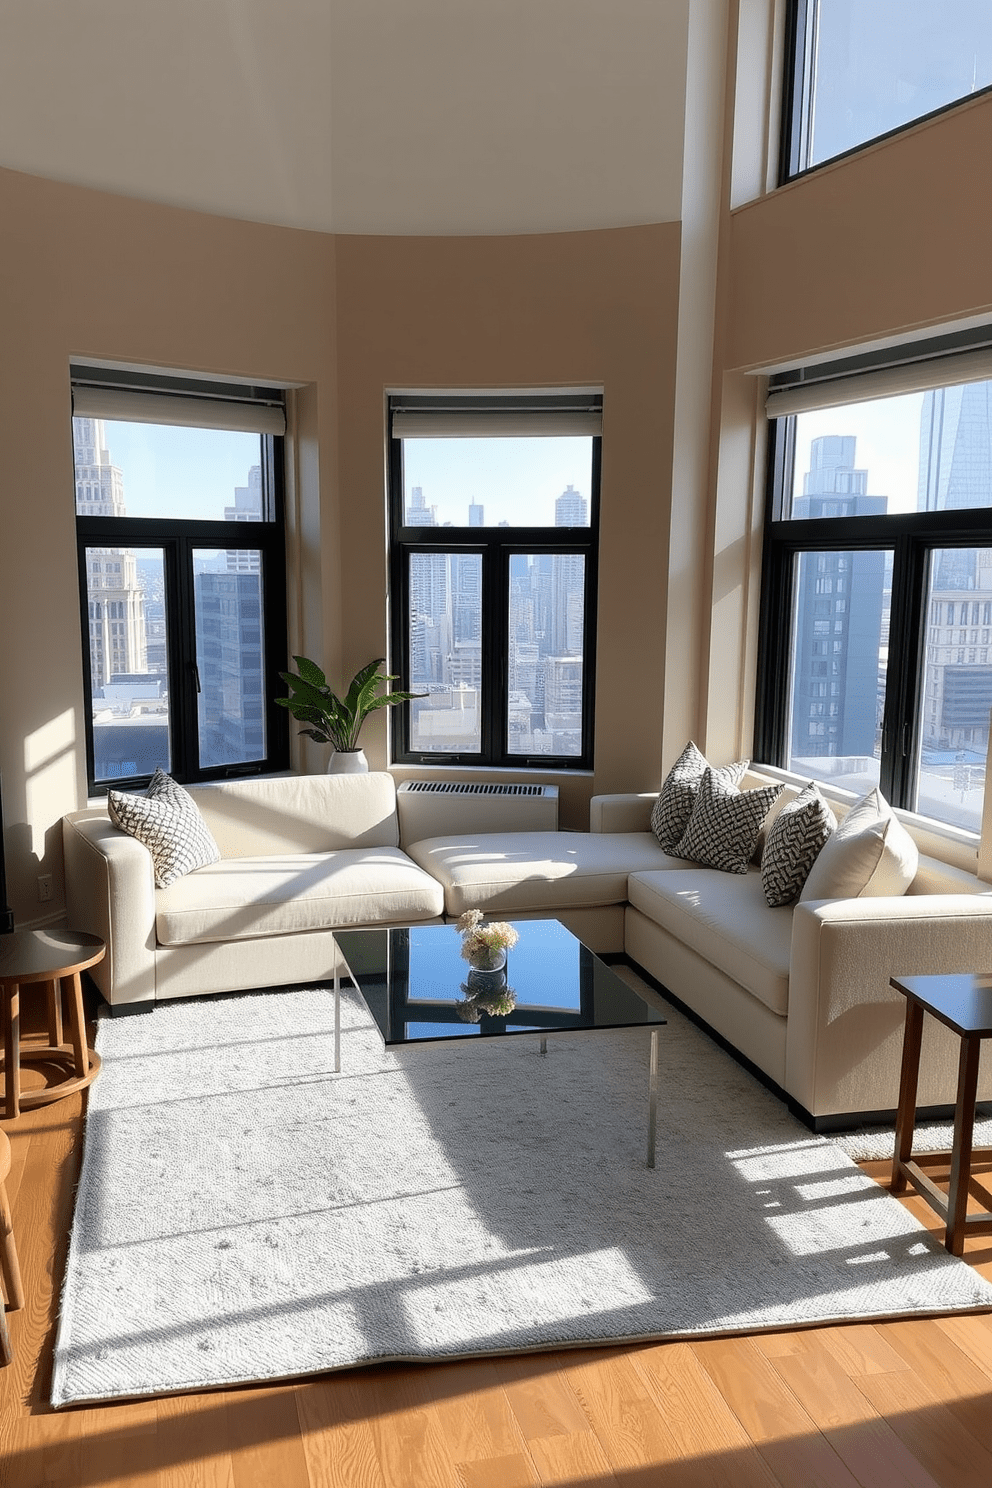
<box><xmin>402</xmin><ymin>437</ymin><xmax>593</xmax><ymax>527</ymax></box>
<box><xmin>99</xmin><ymin>421</ymin><xmax>260</xmax><ymax>521</ymax></box>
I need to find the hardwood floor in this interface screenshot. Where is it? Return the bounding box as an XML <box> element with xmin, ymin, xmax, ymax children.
<box><xmin>3</xmin><ymin>996</ymin><xmax>992</xmax><ymax>1487</ymax></box>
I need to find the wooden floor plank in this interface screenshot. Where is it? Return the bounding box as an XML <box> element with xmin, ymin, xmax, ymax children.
<box><xmin>491</xmin><ymin>1352</ymin><xmax>591</xmax><ymax>1443</ymax></box>
<box><xmin>455</xmin><ymin>1452</ymin><xmax>541</xmax><ymax>1488</ymax></box>
<box><xmin>767</xmin><ymin>1336</ymin><xmax>942</xmax><ymax>1488</ymax></box>
<box><xmin>225</xmin><ymin>1386</ymin><xmax>311</xmax><ymax>1488</ymax></box>
<box><xmin>73</xmin><ymin>1398</ymin><xmax>160</xmax><ymax>1488</ymax></box>
<box><xmin>359</xmin><ymin>1367</ymin><xmax>464</xmax><ymax>1488</ymax></box>
<box><xmin>295</xmin><ymin>1375</ymin><xmax>388</xmax><ymax>1488</ymax></box>
<box><xmin>934</xmin><ymin>1313</ymin><xmax>992</xmax><ymax>1379</ymax></box>
<box><xmin>692</xmin><ymin>1336</ymin><xmax>862</xmax><ymax>1488</ymax></box>
<box><xmin>854</xmin><ymin>1365</ymin><xmax>992</xmax><ymax>1488</ymax></box>
<box><xmin>549</xmin><ymin>1346</ymin><xmax>693</xmax><ymax>1477</ymax></box>
<box><xmin>879</xmin><ymin>1318</ymin><xmax>992</xmax><ymax>1453</ymax></box>
<box><xmin>156</xmin><ymin>1391</ymin><xmax>236</xmax><ymax>1488</ymax></box>
<box><xmin>523</xmin><ymin>1427</ymin><xmax>619</xmax><ymax>1486</ymax></box>
<box><xmin>631</xmin><ymin>1341</ymin><xmax>781</xmax><ymax>1486</ymax></box>
<box><xmin>422</xmin><ymin>1357</ymin><xmax>537</xmax><ymax>1477</ymax></box>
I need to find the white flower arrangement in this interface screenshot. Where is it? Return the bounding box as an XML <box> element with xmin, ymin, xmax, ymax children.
<box><xmin>457</xmin><ymin>909</ymin><xmax>519</xmax><ymax>967</ymax></box>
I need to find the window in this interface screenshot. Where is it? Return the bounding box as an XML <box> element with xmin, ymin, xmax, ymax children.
<box><xmin>72</xmin><ymin>369</ymin><xmax>289</xmax><ymax>791</ymax></box>
<box><xmin>782</xmin><ymin>0</ymin><xmax>992</xmax><ymax>180</ymax></box>
<box><xmin>756</xmin><ymin>342</ymin><xmax>992</xmax><ymax>833</ymax></box>
<box><xmin>388</xmin><ymin>392</ymin><xmax>601</xmax><ymax>767</ymax></box>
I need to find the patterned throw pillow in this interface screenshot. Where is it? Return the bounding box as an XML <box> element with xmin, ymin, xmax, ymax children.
<box><xmin>108</xmin><ymin>768</ymin><xmax>221</xmax><ymax>888</ymax></box>
<box><xmin>650</xmin><ymin>741</ymin><xmax>749</xmax><ymax>853</ymax></box>
<box><xmin>761</xmin><ymin>783</ymin><xmax>836</xmax><ymax>907</ymax></box>
<box><xmin>673</xmin><ymin>768</ymin><xmax>783</xmax><ymax>874</ymax></box>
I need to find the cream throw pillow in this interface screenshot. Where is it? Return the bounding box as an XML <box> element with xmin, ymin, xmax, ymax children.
<box><xmin>799</xmin><ymin>787</ymin><xmax>918</xmax><ymax>901</ymax></box>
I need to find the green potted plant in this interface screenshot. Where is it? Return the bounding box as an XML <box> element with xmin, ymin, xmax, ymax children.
<box><xmin>276</xmin><ymin>656</ymin><xmax>425</xmax><ymax>773</ymax></box>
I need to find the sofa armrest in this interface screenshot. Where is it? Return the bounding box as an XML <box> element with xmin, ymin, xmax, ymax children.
<box><xmin>590</xmin><ymin>794</ymin><xmax>657</xmax><ymax>834</ymax></box>
<box><xmin>787</xmin><ymin>893</ymin><xmax>992</xmax><ymax>1120</ymax></box>
<box><xmin>62</xmin><ymin>811</ymin><xmax>157</xmax><ymax>1008</ymax></box>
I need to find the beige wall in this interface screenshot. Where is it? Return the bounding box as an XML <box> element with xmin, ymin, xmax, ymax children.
<box><xmin>702</xmin><ymin>83</ymin><xmax>992</xmax><ymax>808</ymax></box>
<box><xmin>332</xmin><ymin>225</ymin><xmax>682</xmax><ymax>824</ymax></box>
<box><xmin>0</xmin><ymin>166</ymin><xmax>684</xmax><ymax>917</ymax></box>
<box><xmin>0</xmin><ymin>166</ymin><xmax>336</xmax><ymax>925</ymax></box>
<box><xmin>726</xmin><ymin>91</ymin><xmax>992</xmax><ymax>373</ymax></box>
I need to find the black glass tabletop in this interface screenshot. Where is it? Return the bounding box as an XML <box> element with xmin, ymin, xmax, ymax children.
<box><xmin>334</xmin><ymin>919</ymin><xmax>666</xmax><ymax>1048</ymax></box>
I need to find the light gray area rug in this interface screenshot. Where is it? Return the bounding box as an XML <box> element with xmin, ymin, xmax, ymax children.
<box><xmin>52</xmin><ymin>976</ymin><xmax>992</xmax><ymax>1406</ymax></box>
<box><xmin>836</xmin><ymin>1116</ymin><xmax>992</xmax><ymax>1164</ymax></box>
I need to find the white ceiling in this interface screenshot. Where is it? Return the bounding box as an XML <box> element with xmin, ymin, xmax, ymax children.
<box><xmin>0</xmin><ymin>0</ymin><xmax>691</xmax><ymax>234</ymax></box>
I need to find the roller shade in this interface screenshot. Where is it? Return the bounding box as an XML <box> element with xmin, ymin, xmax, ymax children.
<box><xmin>71</xmin><ymin>385</ymin><xmax>287</xmax><ymax>436</ymax></box>
<box><xmin>390</xmin><ymin>392</ymin><xmax>603</xmax><ymax>439</ymax></box>
<box><xmin>765</xmin><ymin>346</ymin><xmax>992</xmax><ymax>420</ymax></box>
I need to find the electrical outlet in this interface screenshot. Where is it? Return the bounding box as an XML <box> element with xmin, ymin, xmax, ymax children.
<box><xmin>37</xmin><ymin>873</ymin><xmax>54</xmax><ymax>902</ymax></box>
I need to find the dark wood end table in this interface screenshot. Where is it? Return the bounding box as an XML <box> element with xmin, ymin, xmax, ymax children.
<box><xmin>0</xmin><ymin>928</ymin><xmax>105</xmax><ymax>1121</ymax></box>
<box><xmin>890</xmin><ymin>971</ymin><xmax>992</xmax><ymax>1255</ymax></box>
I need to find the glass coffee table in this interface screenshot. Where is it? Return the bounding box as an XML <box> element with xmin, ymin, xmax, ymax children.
<box><xmin>333</xmin><ymin>919</ymin><xmax>666</xmax><ymax>1167</ymax></box>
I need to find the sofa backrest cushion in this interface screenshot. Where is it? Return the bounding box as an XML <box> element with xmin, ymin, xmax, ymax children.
<box><xmin>799</xmin><ymin>787</ymin><xmax>918</xmax><ymax>901</ymax></box>
<box><xmin>185</xmin><ymin>772</ymin><xmax>400</xmax><ymax>858</ymax></box>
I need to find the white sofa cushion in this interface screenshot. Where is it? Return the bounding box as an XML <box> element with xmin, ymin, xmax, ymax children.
<box><xmin>155</xmin><ymin>847</ymin><xmax>444</xmax><ymax>946</ymax></box>
<box><xmin>406</xmin><ymin>831</ymin><xmax>694</xmax><ymax>917</ymax></box>
<box><xmin>627</xmin><ymin>866</ymin><xmax>793</xmax><ymax>1016</ymax></box>
<box><xmin>800</xmin><ymin>787</ymin><xmax>918</xmax><ymax>902</ymax></box>
<box><xmin>185</xmin><ymin>772</ymin><xmax>401</xmax><ymax>857</ymax></box>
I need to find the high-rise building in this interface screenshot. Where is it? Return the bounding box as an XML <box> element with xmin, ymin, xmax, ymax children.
<box><xmin>224</xmin><ymin>463</ymin><xmax>263</xmax><ymax>573</ymax></box>
<box><xmin>194</xmin><ymin>570</ymin><xmax>265</xmax><ymax>767</ymax></box>
<box><xmin>552</xmin><ymin>485</ymin><xmax>587</xmax><ymax>659</ymax></box>
<box><xmin>791</xmin><ymin>436</ymin><xmax>887</xmax><ymax>764</ymax></box>
<box><xmin>918</xmin><ymin>382</ymin><xmax>992</xmax><ymax>756</ymax></box>
<box><xmin>72</xmin><ymin>417</ymin><xmax>148</xmax><ymax>691</ymax></box>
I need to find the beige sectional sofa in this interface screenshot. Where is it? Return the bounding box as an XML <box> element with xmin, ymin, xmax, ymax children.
<box><xmin>62</xmin><ymin>767</ymin><xmax>992</xmax><ymax>1128</ymax></box>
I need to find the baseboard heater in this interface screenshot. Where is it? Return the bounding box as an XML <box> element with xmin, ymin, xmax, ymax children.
<box><xmin>396</xmin><ymin>780</ymin><xmax>559</xmax><ymax>837</ymax></box>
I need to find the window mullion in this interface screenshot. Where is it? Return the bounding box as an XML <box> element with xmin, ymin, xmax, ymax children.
<box><xmin>881</xmin><ymin>539</ymin><xmax>930</xmax><ymax>810</ymax></box>
<box><xmin>168</xmin><ymin>537</ymin><xmax>199</xmax><ymax>780</ymax></box>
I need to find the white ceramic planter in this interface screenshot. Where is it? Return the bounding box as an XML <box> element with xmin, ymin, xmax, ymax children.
<box><xmin>327</xmin><ymin>749</ymin><xmax>369</xmax><ymax>775</ymax></box>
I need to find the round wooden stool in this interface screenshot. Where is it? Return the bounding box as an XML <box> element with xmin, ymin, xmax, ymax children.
<box><xmin>0</xmin><ymin>929</ymin><xmax>105</xmax><ymax>1121</ymax></box>
<box><xmin>0</xmin><ymin>1128</ymin><xmax>24</xmax><ymax>1366</ymax></box>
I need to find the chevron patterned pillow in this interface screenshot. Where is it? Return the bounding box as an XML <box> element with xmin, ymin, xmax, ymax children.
<box><xmin>108</xmin><ymin>768</ymin><xmax>221</xmax><ymax>888</ymax></box>
<box><xmin>673</xmin><ymin>767</ymin><xmax>783</xmax><ymax>873</ymax></box>
<box><xmin>650</xmin><ymin>741</ymin><xmax>748</xmax><ymax>853</ymax></box>
<box><xmin>761</xmin><ymin>782</ymin><xmax>836</xmax><ymax>907</ymax></box>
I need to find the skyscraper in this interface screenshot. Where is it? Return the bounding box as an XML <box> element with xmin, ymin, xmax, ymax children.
<box><xmin>791</xmin><ymin>436</ymin><xmax>887</xmax><ymax>764</ymax></box>
<box><xmin>918</xmin><ymin>381</ymin><xmax>992</xmax><ymax>758</ymax></box>
<box><xmin>73</xmin><ymin>417</ymin><xmax>148</xmax><ymax>690</ymax></box>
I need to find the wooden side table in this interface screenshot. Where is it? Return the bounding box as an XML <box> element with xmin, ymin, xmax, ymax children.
<box><xmin>0</xmin><ymin>928</ymin><xmax>105</xmax><ymax>1121</ymax></box>
<box><xmin>0</xmin><ymin>1128</ymin><xmax>25</xmax><ymax>1366</ymax></box>
<box><xmin>890</xmin><ymin>971</ymin><xmax>992</xmax><ymax>1256</ymax></box>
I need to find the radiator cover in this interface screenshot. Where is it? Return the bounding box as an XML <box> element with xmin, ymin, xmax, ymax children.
<box><xmin>396</xmin><ymin>780</ymin><xmax>559</xmax><ymax>839</ymax></box>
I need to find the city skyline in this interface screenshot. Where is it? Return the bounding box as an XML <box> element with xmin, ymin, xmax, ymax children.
<box><xmin>73</xmin><ymin>416</ymin><xmax>267</xmax><ymax>779</ymax></box>
<box><xmin>404</xmin><ymin>478</ymin><xmax>589</xmax><ymax>757</ymax></box>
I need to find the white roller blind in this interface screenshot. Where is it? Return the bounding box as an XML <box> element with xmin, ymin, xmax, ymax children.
<box><xmin>391</xmin><ymin>409</ymin><xmax>602</xmax><ymax>438</ymax></box>
<box><xmin>71</xmin><ymin>386</ymin><xmax>287</xmax><ymax>436</ymax></box>
<box><xmin>765</xmin><ymin>346</ymin><xmax>992</xmax><ymax>420</ymax></box>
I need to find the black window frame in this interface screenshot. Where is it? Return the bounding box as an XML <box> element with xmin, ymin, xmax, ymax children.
<box><xmin>756</xmin><ymin>391</ymin><xmax>992</xmax><ymax>821</ymax></box>
<box><xmin>387</xmin><ymin>401</ymin><xmax>601</xmax><ymax>770</ymax></box>
<box><xmin>780</xmin><ymin>0</ymin><xmax>992</xmax><ymax>185</ymax></box>
<box><xmin>73</xmin><ymin>372</ymin><xmax>289</xmax><ymax>794</ymax></box>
